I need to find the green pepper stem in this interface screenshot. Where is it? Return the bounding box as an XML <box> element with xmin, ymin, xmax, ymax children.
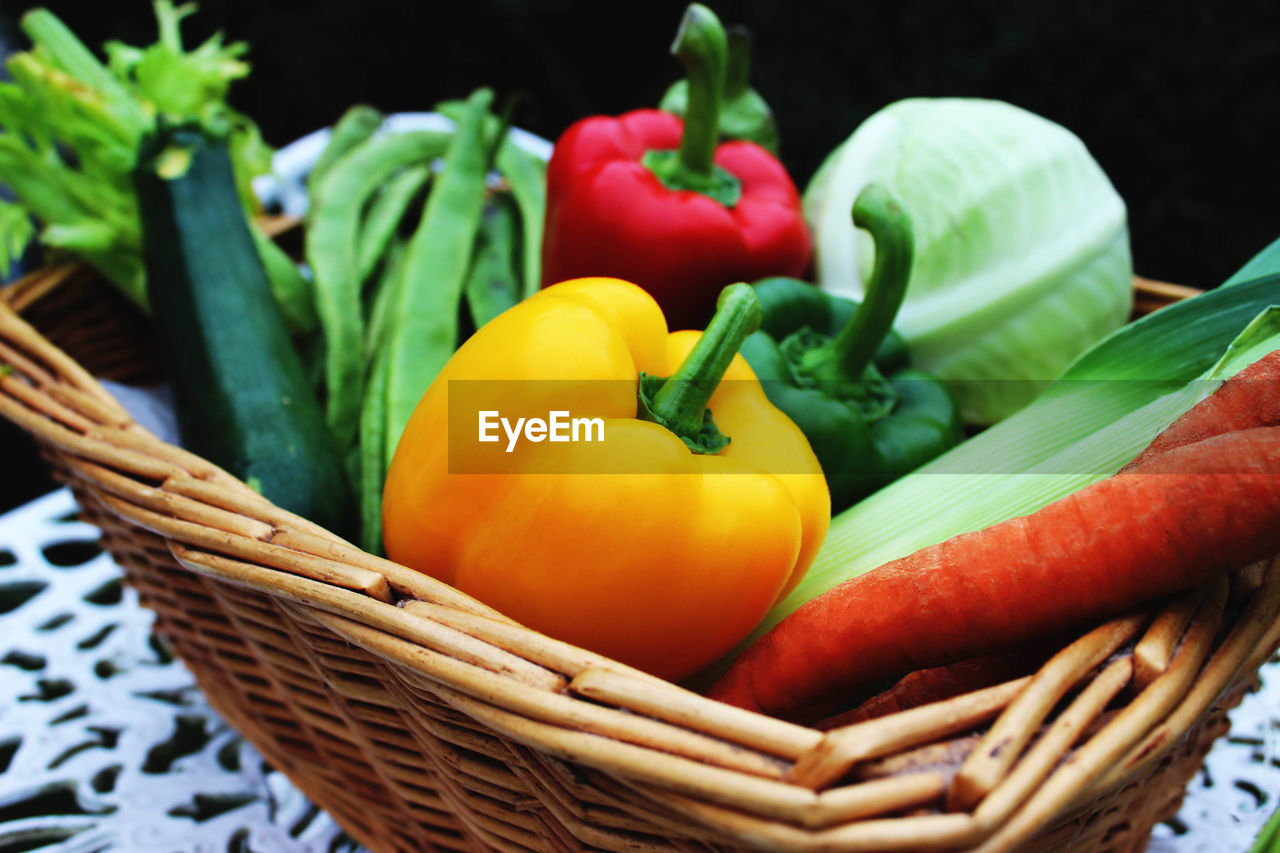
<box><xmin>800</xmin><ymin>184</ymin><xmax>915</xmax><ymax>383</ymax></box>
<box><xmin>671</xmin><ymin>3</ymin><xmax>728</xmax><ymax>179</ymax></box>
<box><xmin>648</xmin><ymin>283</ymin><xmax>761</xmax><ymax>436</ymax></box>
<box><xmin>725</xmin><ymin>26</ymin><xmax>752</xmax><ymax>98</ymax></box>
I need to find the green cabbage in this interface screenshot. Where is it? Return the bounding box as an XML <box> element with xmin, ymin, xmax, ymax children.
<box><xmin>804</xmin><ymin>98</ymin><xmax>1133</xmax><ymax>424</ymax></box>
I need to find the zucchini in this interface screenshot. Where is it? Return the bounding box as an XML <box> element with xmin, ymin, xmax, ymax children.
<box><xmin>135</xmin><ymin>123</ymin><xmax>354</xmax><ymax>538</ymax></box>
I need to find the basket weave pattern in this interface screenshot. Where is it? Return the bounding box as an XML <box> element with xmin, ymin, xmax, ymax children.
<box><xmin>0</xmin><ymin>267</ymin><xmax>1275</xmax><ymax>853</ymax></box>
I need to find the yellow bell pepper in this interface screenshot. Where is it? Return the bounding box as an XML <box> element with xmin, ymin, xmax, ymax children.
<box><xmin>382</xmin><ymin>277</ymin><xmax>829</xmax><ymax>681</ymax></box>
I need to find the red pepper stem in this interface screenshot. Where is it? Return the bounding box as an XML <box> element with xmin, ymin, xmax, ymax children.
<box><xmin>801</xmin><ymin>184</ymin><xmax>915</xmax><ymax>383</ymax></box>
<box><xmin>649</xmin><ymin>283</ymin><xmax>761</xmax><ymax>436</ymax></box>
<box><xmin>671</xmin><ymin>3</ymin><xmax>728</xmax><ymax>178</ymax></box>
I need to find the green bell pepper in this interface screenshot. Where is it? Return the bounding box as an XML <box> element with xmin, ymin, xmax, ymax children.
<box><xmin>740</xmin><ymin>184</ymin><xmax>964</xmax><ymax>512</ymax></box>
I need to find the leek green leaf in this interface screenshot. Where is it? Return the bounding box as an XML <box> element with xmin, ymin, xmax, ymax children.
<box><xmin>1249</xmin><ymin>804</ymin><xmax>1280</xmax><ymax>853</ymax></box>
<box><xmin>1224</xmin><ymin>235</ymin><xmax>1280</xmax><ymax>287</ymax></box>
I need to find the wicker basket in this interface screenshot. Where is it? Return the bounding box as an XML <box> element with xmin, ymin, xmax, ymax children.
<box><xmin>0</xmin><ymin>262</ymin><xmax>1273</xmax><ymax>853</ymax></box>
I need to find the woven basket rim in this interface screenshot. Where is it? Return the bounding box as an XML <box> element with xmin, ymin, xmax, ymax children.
<box><xmin>0</xmin><ymin>262</ymin><xmax>1273</xmax><ymax>853</ymax></box>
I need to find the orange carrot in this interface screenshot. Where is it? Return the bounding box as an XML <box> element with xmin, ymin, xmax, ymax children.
<box><xmin>812</xmin><ymin>643</ymin><xmax>1056</xmax><ymax>731</ymax></box>
<box><xmin>708</xmin><ymin>426</ymin><xmax>1280</xmax><ymax>723</ymax></box>
<box><xmin>1124</xmin><ymin>349</ymin><xmax>1280</xmax><ymax>470</ymax></box>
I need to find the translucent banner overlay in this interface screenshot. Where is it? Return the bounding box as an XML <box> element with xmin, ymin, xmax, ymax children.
<box><xmin>445</xmin><ymin>378</ymin><xmax>1253</xmax><ymax>475</ymax></box>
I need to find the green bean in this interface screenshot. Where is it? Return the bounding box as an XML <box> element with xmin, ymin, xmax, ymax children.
<box><xmin>356</xmin><ymin>163</ymin><xmax>431</xmax><ymax>285</ymax></box>
<box><xmin>307</xmin><ymin>130</ymin><xmax>453</xmax><ymax>452</ymax></box>
<box><xmin>384</xmin><ymin>88</ymin><xmax>497</xmax><ymax>467</ymax></box>
<box><xmin>464</xmin><ymin>193</ymin><xmax>522</xmax><ymax>330</ymax></box>
<box><xmin>354</xmin><ymin>234</ymin><xmax>410</xmax><ymax>552</ymax></box>
<box><xmin>358</xmin><ymin>331</ymin><xmax>393</xmax><ymax>555</ymax></box>
<box><xmin>493</xmin><ymin>140</ymin><xmax>546</xmax><ymax>297</ymax></box>
<box><xmin>364</xmin><ymin>237</ymin><xmax>407</xmax><ymax>368</ymax></box>
<box><xmin>307</xmin><ymin>105</ymin><xmax>383</xmax><ymax>195</ymax></box>
<box><xmin>436</xmin><ymin>99</ymin><xmax>547</xmax><ymax>297</ymax></box>
<box><xmin>250</xmin><ymin>221</ymin><xmax>317</xmax><ymax>335</ymax></box>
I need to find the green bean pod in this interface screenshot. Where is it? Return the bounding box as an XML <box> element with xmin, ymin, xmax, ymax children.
<box><xmin>307</xmin><ymin>104</ymin><xmax>383</xmax><ymax>194</ymax></box>
<box><xmin>363</xmin><ymin>238</ymin><xmax>407</xmax><ymax>372</ymax></box>
<box><xmin>358</xmin><ymin>333</ymin><xmax>393</xmax><ymax>555</ymax></box>
<box><xmin>356</xmin><ymin>234</ymin><xmax>413</xmax><ymax>551</ymax></box>
<box><xmin>436</xmin><ymin>98</ymin><xmax>547</xmax><ymax>297</ymax></box>
<box><xmin>306</xmin><ymin>129</ymin><xmax>453</xmax><ymax>451</ymax></box>
<box><xmin>251</xmin><ymin>222</ymin><xmax>316</xmax><ymax>335</ymax></box>
<box><xmin>464</xmin><ymin>193</ymin><xmax>522</xmax><ymax>331</ymax></box>
<box><xmin>383</xmin><ymin>87</ymin><xmax>497</xmax><ymax>468</ymax></box>
<box><xmin>356</xmin><ymin>163</ymin><xmax>431</xmax><ymax>285</ymax></box>
<box><xmin>492</xmin><ymin>140</ymin><xmax>546</xmax><ymax>297</ymax></box>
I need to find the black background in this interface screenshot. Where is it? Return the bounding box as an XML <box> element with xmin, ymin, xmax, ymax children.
<box><xmin>1</xmin><ymin>0</ymin><xmax>1278</xmax><ymax>511</ymax></box>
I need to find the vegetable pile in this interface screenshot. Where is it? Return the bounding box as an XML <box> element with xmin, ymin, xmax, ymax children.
<box><xmin>300</xmin><ymin>91</ymin><xmax>547</xmax><ymax>552</ymax></box>
<box><xmin>3</xmin><ymin>1</ymin><xmax>1279</xmax><ymax>747</ymax></box>
<box><xmin>709</xmin><ymin>349</ymin><xmax>1280</xmax><ymax>722</ymax></box>
<box><xmin>754</xmin><ymin>269</ymin><xmax>1280</xmax><ymax>657</ymax></box>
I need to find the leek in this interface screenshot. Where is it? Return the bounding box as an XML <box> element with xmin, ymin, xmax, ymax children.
<box><xmin>1225</xmin><ymin>234</ymin><xmax>1280</xmax><ymax>287</ymax></box>
<box><xmin>747</xmin><ymin>269</ymin><xmax>1280</xmax><ymax>645</ymax></box>
<box><xmin>1250</xmin><ymin>805</ymin><xmax>1280</xmax><ymax>853</ymax></box>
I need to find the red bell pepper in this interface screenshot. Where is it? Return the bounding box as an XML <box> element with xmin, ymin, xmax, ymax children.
<box><xmin>540</xmin><ymin>4</ymin><xmax>811</xmax><ymax>331</ymax></box>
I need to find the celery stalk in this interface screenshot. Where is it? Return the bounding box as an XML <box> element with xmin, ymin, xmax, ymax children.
<box><xmin>0</xmin><ymin>202</ymin><xmax>35</xmax><ymax>276</ymax></box>
<box><xmin>749</xmin><ymin>271</ymin><xmax>1280</xmax><ymax>645</ymax></box>
<box><xmin>0</xmin><ymin>4</ymin><xmax>274</xmax><ymax>316</ymax></box>
<box><xmin>20</xmin><ymin>8</ymin><xmax>149</xmax><ymax>135</ymax></box>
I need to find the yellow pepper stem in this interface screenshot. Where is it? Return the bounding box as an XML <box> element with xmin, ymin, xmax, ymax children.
<box><xmin>640</xmin><ymin>283</ymin><xmax>761</xmax><ymax>452</ymax></box>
